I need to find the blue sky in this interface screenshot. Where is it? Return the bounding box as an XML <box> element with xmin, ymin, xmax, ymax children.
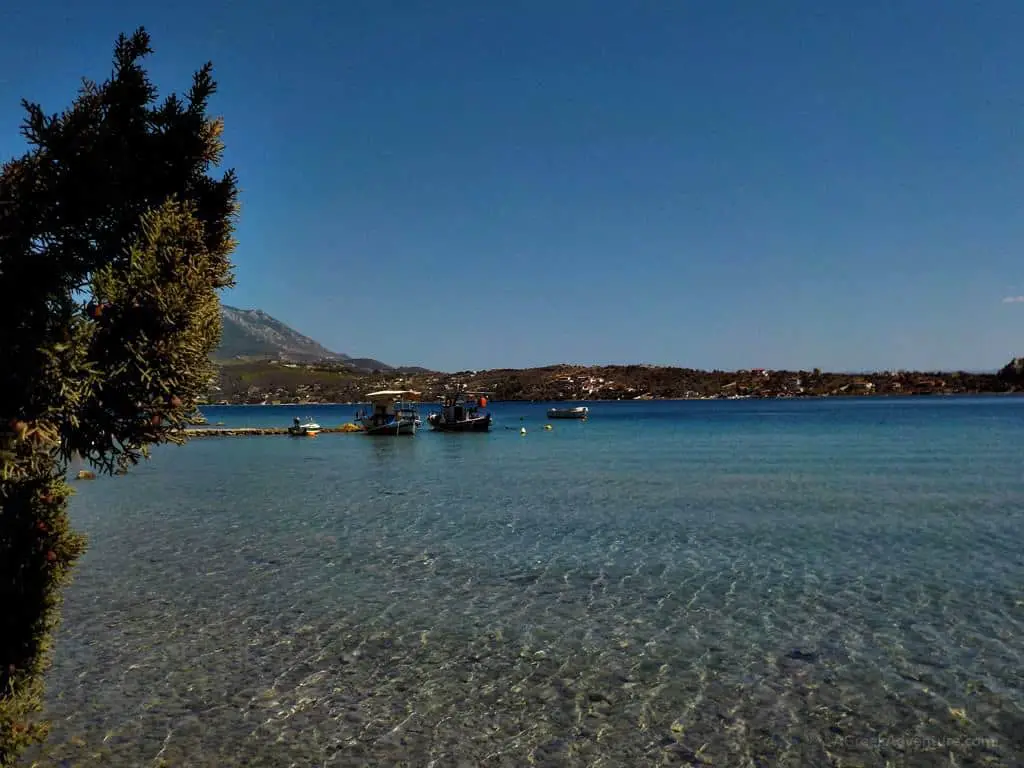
<box><xmin>2</xmin><ymin>1</ymin><xmax>1022</xmax><ymax>372</ymax></box>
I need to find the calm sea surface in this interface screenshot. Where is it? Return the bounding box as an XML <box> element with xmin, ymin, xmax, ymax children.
<box><xmin>31</xmin><ymin>397</ymin><xmax>1024</xmax><ymax>766</ymax></box>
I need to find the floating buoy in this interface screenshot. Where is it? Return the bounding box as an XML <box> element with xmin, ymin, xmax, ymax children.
<box><xmin>520</xmin><ymin>427</ymin><xmax>527</xmax><ymax>435</ymax></box>
<box><xmin>544</xmin><ymin>424</ymin><xmax>552</xmax><ymax>430</ymax></box>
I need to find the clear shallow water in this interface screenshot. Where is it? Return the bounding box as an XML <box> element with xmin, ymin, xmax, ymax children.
<box><xmin>32</xmin><ymin>397</ymin><xmax>1024</xmax><ymax>766</ymax></box>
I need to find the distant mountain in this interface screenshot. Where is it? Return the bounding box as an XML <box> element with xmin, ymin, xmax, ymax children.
<box><xmin>215</xmin><ymin>305</ymin><xmax>392</xmax><ymax>370</ymax></box>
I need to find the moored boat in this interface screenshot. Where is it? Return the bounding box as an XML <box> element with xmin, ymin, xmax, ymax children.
<box><xmin>355</xmin><ymin>390</ymin><xmax>421</xmax><ymax>435</ymax></box>
<box><xmin>546</xmin><ymin>405</ymin><xmax>589</xmax><ymax>420</ymax></box>
<box><xmin>288</xmin><ymin>417</ymin><xmax>321</xmax><ymax>436</ymax></box>
<box><xmin>427</xmin><ymin>389</ymin><xmax>492</xmax><ymax>432</ymax></box>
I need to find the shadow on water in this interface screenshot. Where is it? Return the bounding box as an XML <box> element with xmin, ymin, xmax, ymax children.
<box><xmin>364</xmin><ymin>434</ymin><xmax>418</xmax><ymax>460</ymax></box>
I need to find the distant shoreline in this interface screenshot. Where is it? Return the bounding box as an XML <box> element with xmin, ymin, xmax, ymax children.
<box><xmin>209</xmin><ymin>360</ymin><xmax>1024</xmax><ymax>405</ymax></box>
<box><xmin>200</xmin><ymin>391</ymin><xmax>1024</xmax><ymax>408</ymax></box>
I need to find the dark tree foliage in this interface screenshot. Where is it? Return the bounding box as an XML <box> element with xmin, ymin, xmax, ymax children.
<box><xmin>0</xmin><ymin>29</ymin><xmax>237</xmax><ymax>764</ymax></box>
<box><xmin>998</xmin><ymin>357</ymin><xmax>1024</xmax><ymax>384</ymax></box>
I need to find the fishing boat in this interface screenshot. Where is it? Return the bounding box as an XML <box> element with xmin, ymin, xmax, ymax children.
<box><xmin>546</xmin><ymin>405</ymin><xmax>589</xmax><ymax>420</ymax></box>
<box><xmin>355</xmin><ymin>390</ymin><xmax>421</xmax><ymax>435</ymax></box>
<box><xmin>288</xmin><ymin>417</ymin><xmax>321</xmax><ymax>436</ymax></box>
<box><xmin>427</xmin><ymin>389</ymin><xmax>492</xmax><ymax>432</ymax></box>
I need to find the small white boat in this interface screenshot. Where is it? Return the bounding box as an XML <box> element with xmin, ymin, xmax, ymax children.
<box><xmin>355</xmin><ymin>390</ymin><xmax>421</xmax><ymax>435</ymax></box>
<box><xmin>546</xmin><ymin>406</ymin><xmax>589</xmax><ymax>420</ymax></box>
<box><xmin>288</xmin><ymin>417</ymin><xmax>321</xmax><ymax>436</ymax></box>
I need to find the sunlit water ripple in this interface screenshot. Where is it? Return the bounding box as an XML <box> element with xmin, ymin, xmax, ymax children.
<box><xmin>29</xmin><ymin>397</ymin><xmax>1024</xmax><ymax>766</ymax></box>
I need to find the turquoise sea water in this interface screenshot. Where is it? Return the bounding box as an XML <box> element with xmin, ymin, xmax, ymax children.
<box><xmin>32</xmin><ymin>397</ymin><xmax>1024</xmax><ymax>766</ymax></box>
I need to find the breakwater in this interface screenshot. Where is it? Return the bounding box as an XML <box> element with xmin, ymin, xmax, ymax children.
<box><xmin>186</xmin><ymin>425</ymin><xmax>361</xmax><ymax>437</ymax></box>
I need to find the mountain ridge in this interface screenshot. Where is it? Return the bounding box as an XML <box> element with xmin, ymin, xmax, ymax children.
<box><xmin>215</xmin><ymin>305</ymin><xmax>394</xmax><ymax>371</ymax></box>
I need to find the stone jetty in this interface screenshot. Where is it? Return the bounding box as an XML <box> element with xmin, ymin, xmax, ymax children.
<box><xmin>187</xmin><ymin>425</ymin><xmax>362</xmax><ymax>438</ymax></box>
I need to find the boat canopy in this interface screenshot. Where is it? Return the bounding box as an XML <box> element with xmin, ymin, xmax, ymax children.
<box><xmin>365</xmin><ymin>389</ymin><xmax>421</xmax><ymax>401</ymax></box>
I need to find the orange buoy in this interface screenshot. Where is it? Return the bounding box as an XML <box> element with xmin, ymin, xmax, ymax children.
<box><xmin>479</xmin><ymin>397</ymin><xmax>487</xmax><ymax>408</ymax></box>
